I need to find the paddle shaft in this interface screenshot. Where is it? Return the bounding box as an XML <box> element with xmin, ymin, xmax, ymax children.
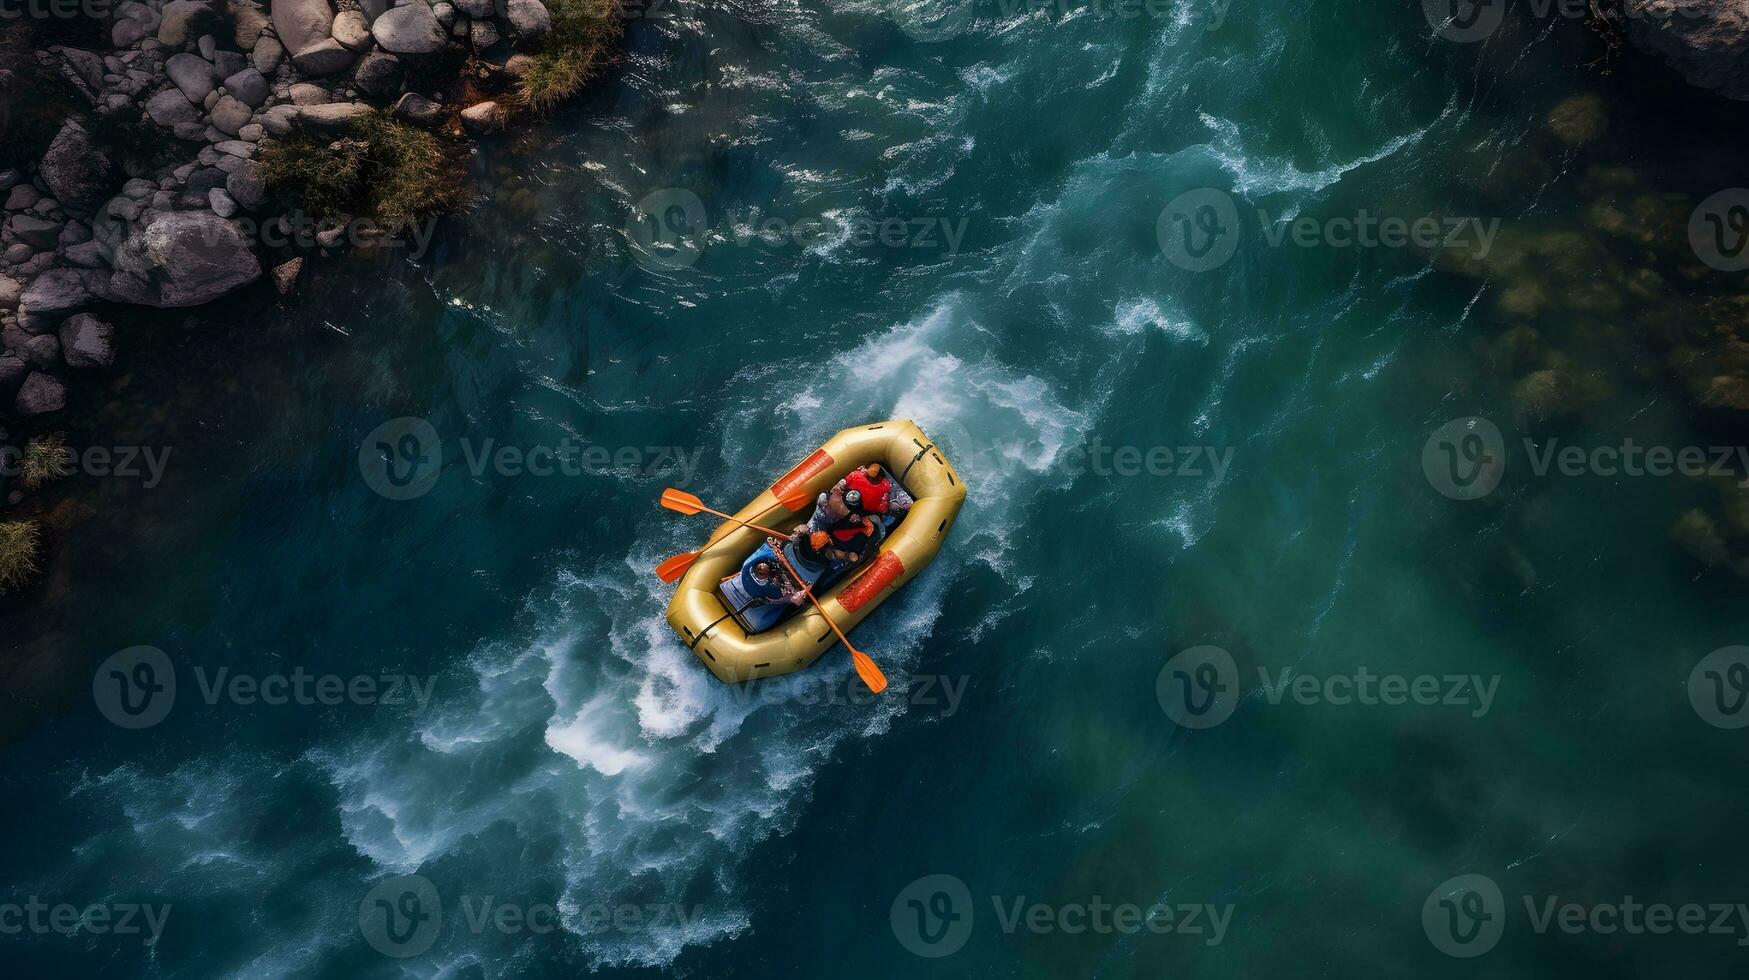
<box><xmin>769</xmin><ymin>543</ymin><xmax>859</xmax><ymax>652</ymax></box>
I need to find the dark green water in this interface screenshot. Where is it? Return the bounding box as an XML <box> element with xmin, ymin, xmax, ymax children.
<box><xmin>5</xmin><ymin>1</ymin><xmax>1749</xmax><ymax>977</ymax></box>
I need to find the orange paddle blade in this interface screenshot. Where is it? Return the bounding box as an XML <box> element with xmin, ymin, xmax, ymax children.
<box><xmin>660</xmin><ymin>488</ymin><xmax>705</xmax><ymax>515</ymax></box>
<box><xmin>776</xmin><ymin>489</ymin><xmax>814</xmax><ymax>513</ymax></box>
<box><xmin>655</xmin><ymin>551</ymin><xmax>697</xmax><ymax>583</ymax></box>
<box><xmin>850</xmin><ymin>649</ymin><xmax>888</xmax><ymax>694</ymax></box>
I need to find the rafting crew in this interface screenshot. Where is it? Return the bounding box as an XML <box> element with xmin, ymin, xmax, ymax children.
<box><xmin>836</xmin><ymin>463</ymin><xmax>912</xmax><ymax>530</ymax></box>
<box><xmin>724</xmin><ymin>463</ymin><xmax>914</xmax><ymax>633</ymax></box>
<box><xmin>801</xmin><ymin>485</ymin><xmax>880</xmax><ymax>571</ymax></box>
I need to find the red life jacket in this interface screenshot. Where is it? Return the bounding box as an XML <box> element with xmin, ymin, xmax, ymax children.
<box><xmin>845</xmin><ymin>469</ymin><xmax>892</xmax><ymax>513</ymax></box>
<box><xmin>830</xmin><ymin>517</ymin><xmax>873</xmax><ymax>542</ymax></box>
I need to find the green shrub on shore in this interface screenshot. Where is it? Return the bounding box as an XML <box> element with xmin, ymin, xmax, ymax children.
<box><xmin>20</xmin><ymin>433</ymin><xmax>73</xmax><ymax>491</ymax></box>
<box><xmin>0</xmin><ymin>520</ymin><xmax>40</xmax><ymax>594</ymax></box>
<box><xmin>256</xmin><ymin>111</ymin><xmax>460</xmax><ymax>224</ymax></box>
<box><xmin>517</xmin><ymin>0</ymin><xmax>622</xmax><ymax>112</ymax></box>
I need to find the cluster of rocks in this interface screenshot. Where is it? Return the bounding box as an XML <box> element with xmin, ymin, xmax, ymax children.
<box><xmin>2</xmin><ymin>0</ymin><xmax>559</xmax><ymax>419</ymax></box>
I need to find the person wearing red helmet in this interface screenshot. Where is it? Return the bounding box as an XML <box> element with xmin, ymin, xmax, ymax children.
<box><xmin>837</xmin><ymin>463</ymin><xmax>912</xmax><ymax>530</ymax></box>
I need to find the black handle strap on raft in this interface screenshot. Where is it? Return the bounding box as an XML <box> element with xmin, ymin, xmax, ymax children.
<box><xmin>899</xmin><ymin>439</ymin><xmax>935</xmax><ymax>486</ymax></box>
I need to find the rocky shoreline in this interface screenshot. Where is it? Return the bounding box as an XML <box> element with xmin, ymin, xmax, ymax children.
<box><xmin>1</xmin><ymin>0</ymin><xmax>610</xmax><ymax>421</ymax></box>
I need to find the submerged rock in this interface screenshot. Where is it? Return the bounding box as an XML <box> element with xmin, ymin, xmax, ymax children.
<box><xmin>1547</xmin><ymin>94</ymin><xmax>1606</xmax><ymax>146</ymax></box>
<box><xmin>58</xmin><ymin>314</ymin><xmax>115</xmax><ymax>369</ymax></box>
<box><xmin>14</xmin><ymin>372</ymin><xmax>66</xmax><ymax>416</ymax></box>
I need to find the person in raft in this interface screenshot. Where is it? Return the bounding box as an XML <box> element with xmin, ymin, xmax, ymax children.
<box><xmin>834</xmin><ymin>463</ymin><xmax>912</xmax><ymax>530</ymax></box>
<box><xmin>801</xmin><ymin>486</ymin><xmax>879</xmax><ymax>571</ymax></box>
<box><xmin>720</xmin><ymin>541</ymin><xmax>809</xmax><ymax>633</ymax></box>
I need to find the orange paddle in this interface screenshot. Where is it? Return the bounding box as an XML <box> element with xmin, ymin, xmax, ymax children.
<box><xmin>768</xmin><ymin>543</ymin><xmax>887</xmax><ymax>694</ymax></box>
<box><xmin>656</xmin><ymin>489</ymin><xmax>800</xmax><ymax>582</ymax></box>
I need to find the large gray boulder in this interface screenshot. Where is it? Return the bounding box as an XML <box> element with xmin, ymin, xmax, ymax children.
<box><xmin>209</xmin><ymin>95</ymin><xmax>254</xmax><ymax>135</ymax></box>
<box><xmin>292</xmin><ymin>38</ymin><xmax>358</xmax><ymax>76</ymax></box>
<box><xmin>333</xmin><ymin>9</ymin><xmax>375</xmax><ymax>50</ymax></box>
<box><xmin>234</xmin><ymin>1</ymin><xmax>272</xmax><ymax>46</ymax></box>
<box><xmin>371</xmin><ymin>3</ymin><xmax>446</xmax><ymax>54</ymax></box>
<box><xmin>7</xmin><ymin>216</ymin><xmax>62</xmax><ymax>251</ymax></box>
<box><xmin>273</xmin><ymin>0</ymin><xmax>336</xmax><ymax>55</ymax></box>
<box><xmin>254</xmin><ymin>34</ymin><xmax>285</xmax><ymax>72</ymax></box>
<box><xmin>39</xmin><ymin>123</ymin><xmax>111</xmax><ymax>212</ymax></box>
<box><xmin>59</xmin><ymin>314</ymin><xmax>116</xmax><ymax>369</ymax></box>
<box><xmin>8</xmin><ymin>332</ymin><xmax>61</xmax><ymax>371</ymax></box>
<box><xmin>166</xmin><ymin>52</ymin><xmax>218</xmax><ymax>101</ymax></box>
<box><xmin>502</xmin><ymin>0</ymin><xmax>551</xmax><ymax>42</ymax></box>
<box><xmin>15</xmin><ymin>372</ymin><xmax>66</xmax><ymax>416</ymax></box>
<box><xmin>146</xmin><ymin>88</ymin><xmax>199</xmax><ymax>127</ymax></box>
<box><xmin>102</xmin><ymin>211</ymin><xmax>262</xmax><ymax>308</ymax></box>
<box><xmin>226</xmin><ymin>162</ymin><xmax>268</xmax><ymax>210</ymax></box>
<box><xmin>353</xmin><ymin>51</ymin><xmax>404</xmax><ymax>97</ymax></box>
<box><xmin>392</xmin><ymin>91</ymin><xmax>443</xmax><ymax>127</ymax></box>
<box><xmin>20</xmin><ymin>269</ymin><xmax>92</xmax><ymax>317</ymax></box>
<box><xmin>224</xmin><ymin>67</ymin><xmax>270</xmax><ymax>107</ymax></box>
<box><xmin>159</xmin><ymin>0</ymin><xmax>216</xmax><ymax>46</ymax></box>
<box><xmin>0</xmin><ymin>356</ymin><xmax>25</xmax><ymax>398</ymax></box>
<box><xmin>1611</xmin><ymin>1</ymin><xmax>1749</xmax><ymax>99</ymax></box>
<box><xmin>297</xmin><ymin>102</ymin><xmax>371</xmax><ymax>130</ymax></box>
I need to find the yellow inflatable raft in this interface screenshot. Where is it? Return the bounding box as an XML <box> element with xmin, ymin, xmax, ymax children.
<box><xmin>665</xmin><ymin>420</ymin><xmax>966</xmax><ymax>683</ymax></box>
